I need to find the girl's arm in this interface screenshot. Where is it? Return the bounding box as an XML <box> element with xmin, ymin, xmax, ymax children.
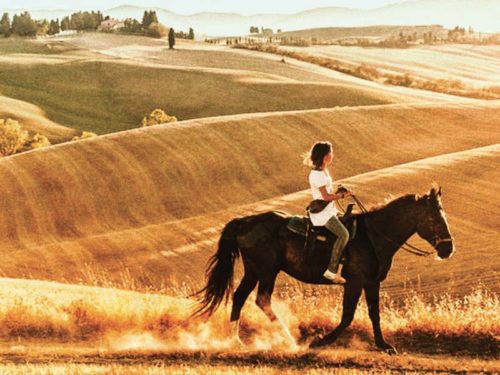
<box><xmin>318</xmin><ymin>186</ymin><xmax>353</xmax><ymax>201</ymax></box>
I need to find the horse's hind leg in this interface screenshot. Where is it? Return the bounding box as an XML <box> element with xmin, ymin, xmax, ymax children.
<box><xmin>255</xmin><ymin>273</ymin><xmax>296</xmax><ymax>346</ymax></box>
<box><xmin>230</xmin><ymin>272</ymin><xmax>258</xmax><ymax>344</ymax></box>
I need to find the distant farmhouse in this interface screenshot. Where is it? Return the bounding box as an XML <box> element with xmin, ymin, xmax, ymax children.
<box><xmin>98</xmin><ymin>19</ymin><xmax>124</xmax><ymax>32</ymax></box>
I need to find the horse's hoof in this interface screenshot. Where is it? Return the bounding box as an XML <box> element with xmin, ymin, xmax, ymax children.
<box><xmin>309</xmin><ymin>336</ymin><xmax>326</xmax><ymax>349</ymax></box>
<box><xmin>385</xmin><ymin>346</ymin><xmax>398</xmax><ymax>355</ymax></box>
<box><xmin>379</xmin><ymin>344</ymin><xmax>398</xmax><ymax>355</ymax></box>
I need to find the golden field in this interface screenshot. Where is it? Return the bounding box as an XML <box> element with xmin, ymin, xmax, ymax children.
<box><xmin>0</xmin><ymin>278</ymin><xmax>496</xmax><ymax>373</ymax></box>
<box><xmin>0</xmin><ymin>102</ymin><xmax>499</xmax><ymax>290</ymax></box>
<box><xmin>0</xmin><ymin>33</ymin><xmax>498</xmax><ymax>373</ymax></box>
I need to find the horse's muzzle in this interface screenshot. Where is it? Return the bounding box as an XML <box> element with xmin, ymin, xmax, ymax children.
<box><xmin>436</xmin><ymin>239</ymin><xmax>454</xmax><ymax>259</ymax></box>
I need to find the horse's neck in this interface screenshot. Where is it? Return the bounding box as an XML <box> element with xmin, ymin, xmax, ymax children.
<box><xmin>366</xmin><ymin>196</ymin><xmax>420</xmax><ymax>256</ymax></box>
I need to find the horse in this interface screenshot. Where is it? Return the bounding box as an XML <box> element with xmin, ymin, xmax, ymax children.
<box><xmin>193</xmin><ymin>186</ymin><xmax>454</xmax><ymax>353</ymax></box>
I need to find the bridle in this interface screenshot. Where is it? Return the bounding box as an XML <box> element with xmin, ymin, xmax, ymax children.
<box><xmin>339</xmin><ymin>192</ymin><xmax>452</xmax><ymax>257</ymax></box>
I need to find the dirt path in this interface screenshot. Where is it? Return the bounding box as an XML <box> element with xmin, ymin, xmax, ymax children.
<box><xmin>0</xmin><ymin>347</ymin><xmax>498</xmax><ymax>374</ymax></box>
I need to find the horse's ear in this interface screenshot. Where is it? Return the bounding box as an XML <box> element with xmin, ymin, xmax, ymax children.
<box><xmin>429</xmin><ymin>183</ymin><xmax>441</xmax><ymax>198</ymax></box>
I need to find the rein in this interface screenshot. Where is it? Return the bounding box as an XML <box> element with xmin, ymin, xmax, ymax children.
<box><xmin>344</xmin><ymin>194</ymin><xmax>435</xmax><ymax>257</ymax></box>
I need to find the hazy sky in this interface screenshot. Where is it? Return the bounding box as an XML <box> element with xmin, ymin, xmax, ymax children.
<box><xmin>1</xmin><ymin>0</ymin><xmax>409</xmax><ymax>14</ymax></box>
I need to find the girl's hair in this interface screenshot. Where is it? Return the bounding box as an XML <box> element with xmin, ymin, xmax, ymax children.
<box><xmin>302</xmin><ymin>141</ymin><xmax>332</xmax><ymax>170</ymax></box>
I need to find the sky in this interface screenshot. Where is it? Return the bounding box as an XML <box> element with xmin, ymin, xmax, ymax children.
<box><xmin>1</xmin><ymin>0</ymin><xmax>409</xmax><ymax>14</ymax></box>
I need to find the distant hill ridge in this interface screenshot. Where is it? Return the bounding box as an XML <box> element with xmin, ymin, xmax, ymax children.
<box><xmin>4</xmin><ymin>0</ymin><xmax>499</xmax><ymax>36</ymax></box>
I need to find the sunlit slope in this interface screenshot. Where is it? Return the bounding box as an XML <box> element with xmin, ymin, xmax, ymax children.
<box><xmin>59</xmin><ymin>34</ymin><xmax>476</xmax><ymax>104</ymax></box>
<box><xmin>0</xmin><ymin>95</ymin><xmax>78</xmax><ymax>143</ymax></box>
<box><xmin>0</xmin><ymin>103</ymin><xmax>499</xmax><ymax>286</ymax></box>
<box><xmin>0</xmin><ymin>60</ymin><xmax>398</xmax><ymax>134</ymax></box>
<box><xmin>280</xmin><ymin>44</ymin><xmax>500</xmax><ymax>87</ymax></box>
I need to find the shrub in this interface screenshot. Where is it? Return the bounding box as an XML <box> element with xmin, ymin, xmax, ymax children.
<box><xmin>0</xmin><ymin>118</ymin><xmax>29</xmax><ymax>156</ymax></box>
<box><xmin>26</xmin><ymin>133</ymin><xmax>51</xmax><ymax>150</ymax></box>
<box><xmin>280</xmin><ymin>38</ymin><xmax>311</xmax><ymax>47</ymax></box>
<box><xmin>146</xmin><ymin>22</ymin><xmax>167</xmax><ymax>39</ymax></box>
<box><xmin>141</xmin><ymin>109</ymin><xmax>177</xmax><ymax>127</ymax></box>
<box><xmin>72</xmin><ymin>131</ymin><xmax>98</xmax><ymax>141</ymax></box>
<box><xmin>0</xmin><ymin>118</ymin><xmax>51</xmax><ymax>156</ymax></box>
<box><xmin>385</xmin><ymin>73</ymin><xmax>413</xmax><ymax>87</ymax></box>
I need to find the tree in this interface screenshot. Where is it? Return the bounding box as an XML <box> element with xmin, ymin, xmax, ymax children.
<box><xmin>35</xmin><ymin>19</ymin><xmax>49</xmax><ymax>36</ymax></box>
<box><xmin>11</xmin><ymin>12</ymin><xmax>37</xmax><ymax>36</ymax></box>
<box><xmin>82</xmin><ymin>11</ymin><xmax>98</xmax><ymax>30</ymax></box>
<box><xmin>188</xmin><ymin>27</ymin><xmax>194</xmax><ymax>40</ymax></box>
<box><xmin>70</xmin><ymin>12</ymin><xmax>84</xmax><ymax>30</ymax></box>
<box><xmin>122</xmin><ymin>18</ymin><xmax>142</xmax><ymax>33</ymax></box>
<box><xmin>140</xmin><ymin>109</ymin><xmax>177</xmax><ymax>127</ymax></box>
<box><xmin>168</xmin><ymin>27</ymin><xmax>175</xmax><ymax>49</ymax></box>
<box><xmin>48</xmin><ymin>19</ymin><xmax>60</xmax><ymax>35</ymax></box>
<box><xmin>142</xmin><ymin>10</ymin><xmax>158</xmax><ymax>30</ymax></box>
<box><xmin>0</xmin><ymin>13</ymin><xmax>11</xmax><ymax>37</ymax></box>
<box><xmin>60</xmin><ymin>16</ymin><xmax>70</xmax><ymax>30</ymax></box>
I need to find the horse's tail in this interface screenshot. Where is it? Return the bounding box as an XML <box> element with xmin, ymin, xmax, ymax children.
<box><xmin>192</xmin><ymin>218</ymin><xmax>242</xmax><ymax>318</ymax></box>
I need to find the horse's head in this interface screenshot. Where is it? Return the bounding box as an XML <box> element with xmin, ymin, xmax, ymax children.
<box><xmin>416</xmin><ymin>186</ymin><xmax>455</xmax><ymax>259</ymax></box>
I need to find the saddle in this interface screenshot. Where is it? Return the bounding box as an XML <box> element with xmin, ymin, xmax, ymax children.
<box><xmin>287</xmin><ymin>203</ymin><xmax>358</xmax><ymax>253</ymax></box>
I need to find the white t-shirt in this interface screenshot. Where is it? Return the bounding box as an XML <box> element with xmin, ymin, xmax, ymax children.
<box><xmin>308</xmin><ymin>169</ymin><xmax>338</xmax><ymax>226</ymax></box>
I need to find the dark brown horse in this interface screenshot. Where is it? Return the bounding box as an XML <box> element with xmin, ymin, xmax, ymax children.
<box><xmin>194</xmin><ymin>186</ymin><xmax>454</xmax><ymax>353</ymax></box>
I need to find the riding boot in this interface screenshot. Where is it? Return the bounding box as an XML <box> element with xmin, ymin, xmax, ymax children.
<box><xmin>323</xmin><ymin>268</ymin><xmax>346</xmax><ymax>284</ymax></box>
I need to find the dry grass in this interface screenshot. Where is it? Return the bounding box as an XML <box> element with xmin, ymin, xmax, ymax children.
<box><xmin>0</xmin><ymin>278</ymin><xmax>497</xmax><ymax>362</ymax></box>
<box><xmin>0</xmin><ymin>278</ymin><xmax>497</xmax><ymax>374</ymax></box>
<box><xmin>0</xmin><ymin>363</ymin><xmax>422</xmax><ymax>375</ymax></box>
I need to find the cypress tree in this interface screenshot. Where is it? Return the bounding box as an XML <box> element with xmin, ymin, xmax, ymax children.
<box><xmin>168</xmin><ymin>27</ymin><xmax>175</xmax><ymax>49</ymax></box>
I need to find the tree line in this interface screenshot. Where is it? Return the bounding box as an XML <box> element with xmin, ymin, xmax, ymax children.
<box><xmin>0</xmin><ymin>11</ymin><xmax>106</xmax><ymax>37</ymax></box>
<box><xmin>121</xmin><ymin>11</ymin><xmax>194</xmax><ymax>41</ymax></box>
<box><xmin>0</xmin><ymin>10</ymin><xmax>194</xmax><ymax>43</ymax></box>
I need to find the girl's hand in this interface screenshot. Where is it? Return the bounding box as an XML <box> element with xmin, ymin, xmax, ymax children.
<box><xmin>343</xmin><ymin>191</ymin><xmax>354</xmax><ymax>198</ymax></box>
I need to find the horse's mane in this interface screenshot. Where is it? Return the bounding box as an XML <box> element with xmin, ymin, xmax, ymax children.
<box><xmin>357</xmin><ymin>193</ymin><xmax>419</xmax><ymax>216</ymax></box>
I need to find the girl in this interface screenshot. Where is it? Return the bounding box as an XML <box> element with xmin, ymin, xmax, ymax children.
<box><xmin>303</xmin><ymin>141</ymin><xmax>353</xmax><ymax>284</ymax></box>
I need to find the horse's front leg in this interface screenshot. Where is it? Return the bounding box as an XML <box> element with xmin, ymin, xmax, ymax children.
<box><xmin>309</xmin><ymin>279</ymin><xmax>362</xmax><ymax>348</ymax></box>
<box><xmin>364</xmin><ymin>281</ymin><xmax>397</xmax><ymax>355</ymax></box>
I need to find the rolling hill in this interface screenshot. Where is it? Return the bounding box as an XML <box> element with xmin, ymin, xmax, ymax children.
<box><xmin>278</xmin><ymin>44</ymin><xmax>500</xmax><ymax>88</ymax></box>
<box><xmin>0</xmin><ymin>95</ymin><xmax>78</xmax><ymax>143</ymax></box>
<box><xmin>0</xmin><ymin>102</ymin><xmax>498</xmax><ymax>294</ymax></box>
<box><xmin>0</xmin><ymin>35</ymin><xmax>415</xmax><ymax>136</ymax></box>
<box><xmin>1</xmin><ymin>33</ymin><xmax>489</xmax><ymax>141</ymax></box>
<box><xmin>275</xmin><ymin>25</ymin><xmax>447</xmax><ymax>41</ymax></box>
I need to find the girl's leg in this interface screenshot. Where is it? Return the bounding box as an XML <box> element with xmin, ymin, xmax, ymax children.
<box><xmin>324</xmin><ymin>215</ymin><xmax>349</xmax><ymax>273</ymax></box>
